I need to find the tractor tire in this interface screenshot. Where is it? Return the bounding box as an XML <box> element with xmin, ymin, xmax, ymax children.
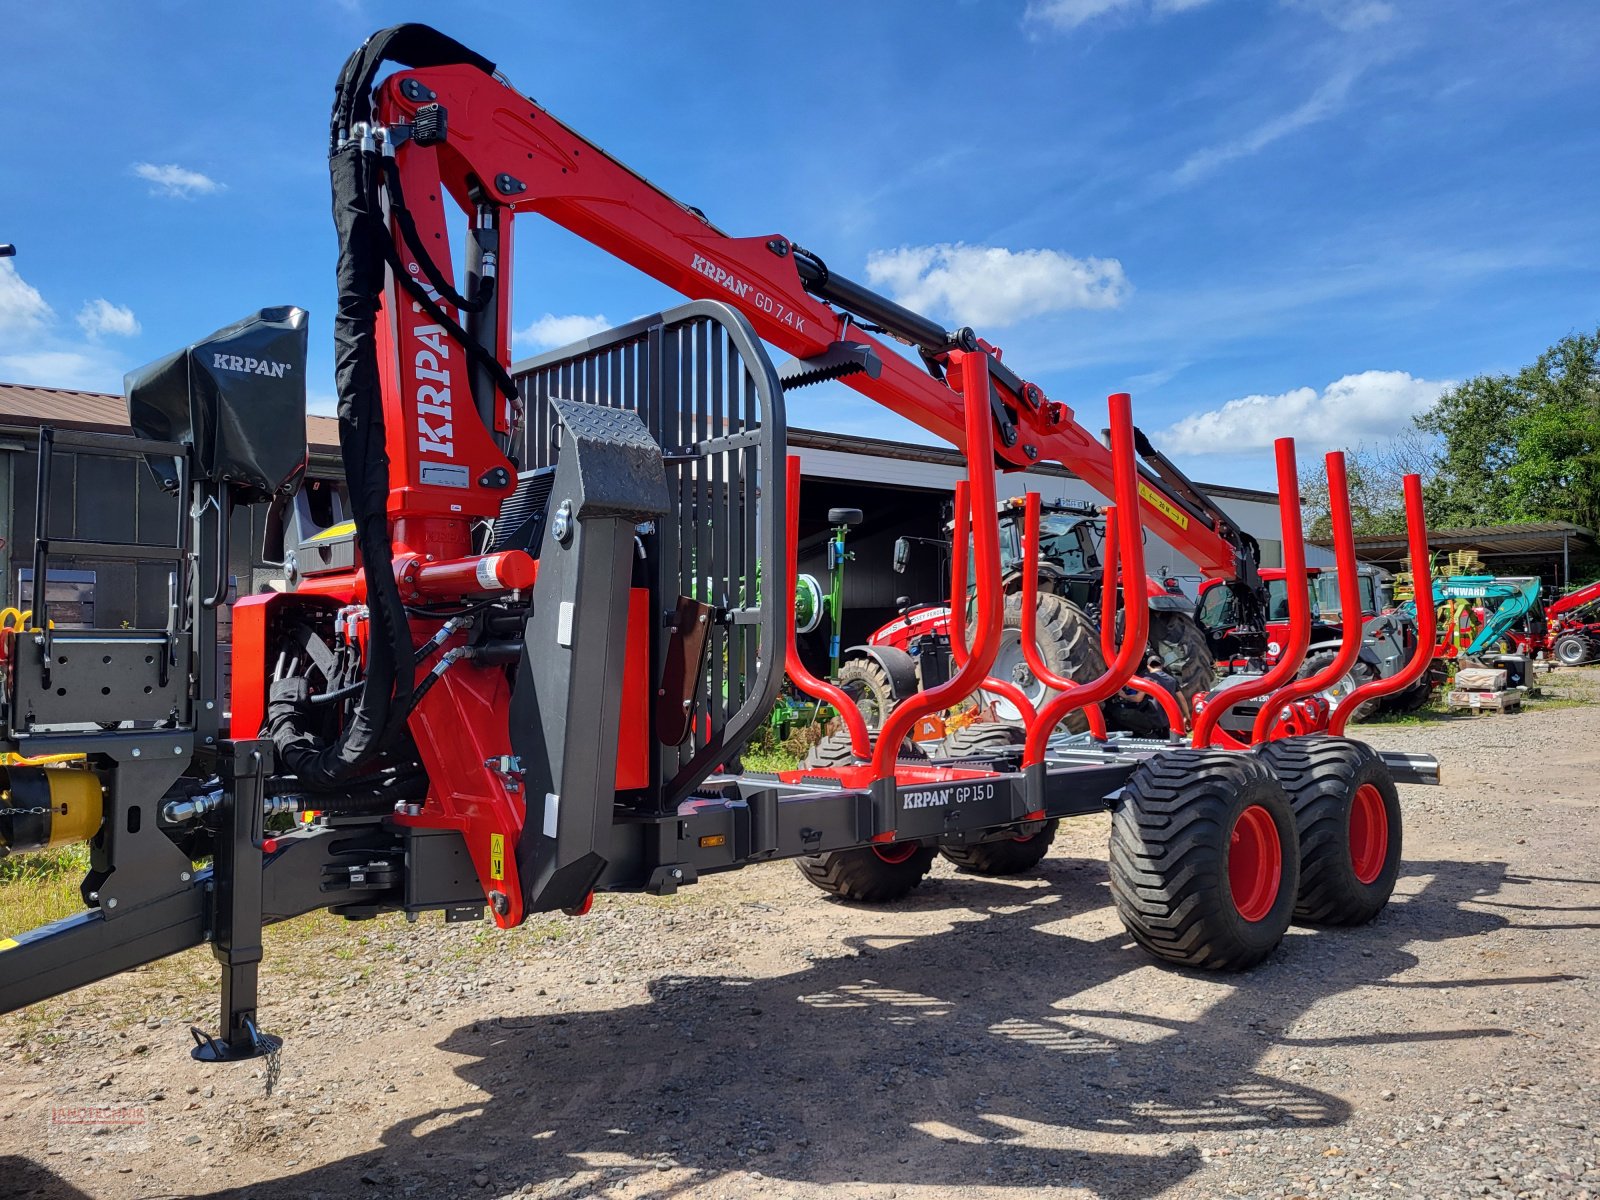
<box><xmin>1554</xmin><ymin>634</ymin><xmax>1593</xmax><ymax>667</ymax></box>
<box><xmin>836</xmin><ymin>656</ymin><xmax>902</xmax><ymax>731</ymax></box>
<box><xmin>941</xmin><ymin>821</ymin><xmax>1059</xmax><ymax>876</ymax></box>
<box><xmin>1297</xmin><ymin>653</ymin><xmax>1381</xmax><ymax>724</ymax></box>
<box><xmin>796</xmin><ymin>732</ymin><xmax>934</xmax><ymax>902</ymax></box>
<box><xmin>942</xmin><ymin>722</ymin><xmax>1025</xmax><ymax>758</ymax></box>
<box><xmin>1109</xmin><ymin>748</ymin><xmax>1299</xmax><ymax>971</ymax></box>
<box><xmin>1381</xmin><ymin>672</ymin><xmax>1434</xmax><ymax>714</ymax></box>
<box><xmin>1146</xmin><ymin>611</ymin><xmax>1216</xmax><ymax>716</ymax></box>
<box><xmin>800</xmin><ymin>728</ymin><xmax>925</xmax><ymax>771</ymax></box>
<box><xmin>1257</xmin><ymin>736</ymin><xmax>1402</xmax><ymax>925</ymax></box>
<box><xmin>977</xmin><ymin>592</ymin><xmax>1104</xmax><ymax>734</ymax></box>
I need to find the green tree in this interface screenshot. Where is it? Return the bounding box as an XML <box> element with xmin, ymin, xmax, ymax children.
<box><xmin>1300</xmin><ymin>430</ymin><xmax>1437</xmax><ymax>540</ymax></box>
<box><xmin>1418</xmin><ymin>327</ymin><xmax>1600</xmax><ymax>530</ymax></box>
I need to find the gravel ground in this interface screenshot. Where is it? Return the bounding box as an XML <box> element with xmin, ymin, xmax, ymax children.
<box><xmin>2</xmin><ymin>668</ymin><xmax>1597</xmax><ymax>1200</ymax></box>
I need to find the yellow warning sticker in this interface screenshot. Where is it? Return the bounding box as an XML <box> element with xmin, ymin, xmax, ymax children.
<box><xmin>0</xmin><ymin>937</ymin><xmax>19</xmax><ymax>952</ymax></box>
<box><xmin>489</xmin><ymin>834</ymin><xmax>505</xmax><ymax>882</ymax></box>
<box><xmin>1138</xmin><ymin>482</ymin><xmax>1189</xmax><ymax>531</ymax></box>
<box><xmin>306</xmin><ymin>520</ymin><xmax>356</xmax><ymax>543</ymax></box>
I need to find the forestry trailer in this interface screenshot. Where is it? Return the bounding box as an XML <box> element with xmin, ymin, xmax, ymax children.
<box><xmin>0</xmin><ymin>25</ymin><xmax>1437</xmax><ymax>1064</ymax></box>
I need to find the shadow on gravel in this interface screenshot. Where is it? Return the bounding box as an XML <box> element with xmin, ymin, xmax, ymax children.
<box><xmin>112</xmin><ymin>851</ymin><xmax>1561</xmax><ymax>1200</ymax></box>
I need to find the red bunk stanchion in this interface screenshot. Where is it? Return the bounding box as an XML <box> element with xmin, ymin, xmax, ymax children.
<box><xmin>1329</xmin><ymin>474</ymin><xmax>1435</xmax><ymax>735</ymax></box>
<box><xmin>1019</xmin><ymin>492</ymin><xmax>1109</xmax><ymax>740</ymax></box>
<box><xmin>1191</xmin><ymin>438</ymin><xmax>1312</xmax><ymax>750</ymax></box>
<box><xmin>1023</xmin><ymin>394</ymin><xmax>1147</xmax><ymax>768</ymax></box>
<box><xmin>949</xmin><ymin>480</ymin><xmax>1041</xmax><ymax>729</ymax></box>
<box><xmin>871</xmin><ymin>350</ymin><xmax>1004</xmax><ymax>780</ymax></box>
<box><xmin>783</xmin><ymin>455</ymin><xmax>871</xmax><ymax>760</ymax></box>
<box><xmin>1097</xmin><ymin>503</ymin><xmax>1187</xmax><ymax>736</ymax></box>
<box><xmin>1251</xmin><ymin>450</ymin><xmax>1363</xmax><ymax>742</ymax></box>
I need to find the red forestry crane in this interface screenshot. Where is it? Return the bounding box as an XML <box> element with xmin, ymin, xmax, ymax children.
<box><xmin>334</xmin><ymin>29</ymin><xmax>1262</xmax><ymax>592</ymax></box>
<box><xmin>0</xmin><ymin>27</ymin><xmax>1437</xmax><ymax>1063</ymax></box>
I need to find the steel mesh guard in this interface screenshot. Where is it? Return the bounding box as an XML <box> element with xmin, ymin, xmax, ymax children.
<box><xmin>513</xmin><ymin>301</ymin><xmax>787</xmax><ymax>805</ymax></box>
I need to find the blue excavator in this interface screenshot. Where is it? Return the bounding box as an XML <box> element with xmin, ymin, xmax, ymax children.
<box><xmin>1415</xmin><ymin>575</ymin><xmax>1546</xmax><ymax>659</ymax></box>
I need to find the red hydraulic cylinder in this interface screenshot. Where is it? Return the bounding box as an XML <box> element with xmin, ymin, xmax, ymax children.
<box><xmin>1191</xmin><ymin>438</ymin><xmax>1311</xmax><ymax>749</ymax></box>
<box><xmin>783</xmin><ymin>455</ymin><xmax>872</xmax><ymax>760</ymax></box>
<box><xmin>871</xmin><ymin>351</ymin><xmax>1004</xmax><ymax>780</ymax></box>
<box><xmin>1330</xmin><ymin>474</ymin><xmax>1436</xmax><ymax>735</ymax></box>
<box><xmin>1024</xmin><ymin>394</ymin><xmax>1147</xmax><ymax>767</ymax></box>
<box><xmin>1251</xmin><ymin>450</ymin><xmax>1362</xmax><ymax>742</ymax></box>
<box><xmin>397</xmin><ymin>550</ymin><xmax>537</xmax><ymax>602</ymax></box>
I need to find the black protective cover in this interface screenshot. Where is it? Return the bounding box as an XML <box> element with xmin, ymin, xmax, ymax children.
<box><xmin>126</xmin><ymin>306</ymin><xmax>309</xmax><ymax>503</ymax></box>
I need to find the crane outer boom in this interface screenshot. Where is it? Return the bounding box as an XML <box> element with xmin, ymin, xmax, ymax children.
<box><xmin>372</xmin><ymin>64</ymin><xmax>1242</xmax><ymax>580</ymax></box>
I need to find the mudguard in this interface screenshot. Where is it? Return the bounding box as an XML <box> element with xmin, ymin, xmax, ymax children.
<box><xmin>843</xmin><ymin>643</ymin><xmax>919</xmax><ymax>700</ymax></box>
<box><xmin>1146</xmin><ymin>592</ymin><xmax>1194</xmax><ymax>613</ymax></box>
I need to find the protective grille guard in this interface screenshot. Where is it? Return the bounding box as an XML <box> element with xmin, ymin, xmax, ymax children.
<box><xmin>513</xmin><ymin>300</ymin><xmax>788</xmax><ymax>806</ymax></box>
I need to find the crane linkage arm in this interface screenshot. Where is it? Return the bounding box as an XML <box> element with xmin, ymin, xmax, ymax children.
<box><xmin>1547</xmin><ymin>577</ymin><xmax>1600</xmax><ymax>620</ymax></box>
<box><xmin>360</xmin><ymin>28</ymin><xmax>1248</xmax><ymax>580</ymax></box>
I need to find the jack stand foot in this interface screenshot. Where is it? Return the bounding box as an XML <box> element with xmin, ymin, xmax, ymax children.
<box><xmin>189</xmin><ymin>1020</ymin><xmax>282</xmax><ymax>1063</ymax></box>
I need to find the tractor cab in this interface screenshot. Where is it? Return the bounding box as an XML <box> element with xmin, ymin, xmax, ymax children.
<box><xmin>1200</xmin><ymin>565</ymin><xmax>1379</xmax><ymax>666</ymax></box>
<box><xmin>995</xmin><ymin>498</ymin><xmax>1102</xmax><ymax>609</ymax></box>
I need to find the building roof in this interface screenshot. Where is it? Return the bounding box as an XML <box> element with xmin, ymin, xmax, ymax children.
<box><xmin>0</xmin><ymin>382</ymin><xmax>127</xmax><ymax>427</ymax></box>
<box><xmin>0</xmin><ymin>381</ymin><xmax>341</xmax><ymax>454</ymax></box>
<box><xmin>0</xmin><ymin>380</ymin><xmax>1278</xmax><ymax>504</ymax></box>
<box><xmin>1312</xmin><ymin>521</ymin><xmax>1599</xmax><ymax>565</ymax></box>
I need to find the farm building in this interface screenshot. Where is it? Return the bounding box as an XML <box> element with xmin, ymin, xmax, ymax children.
<box><xmin>0</xmin><ymin>378</ymin><xmax>1284</xmax><ymax>669</ymax></box>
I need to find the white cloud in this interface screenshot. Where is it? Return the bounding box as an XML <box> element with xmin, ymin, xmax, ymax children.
<box><xmin>863</xmin><ymin>242</ymin><xmax>1129</xmax><ymax>327</ymax></box>
<box><xmin>1026</xmin><ymin>0</ymin><xmax>1216</xmax><ymax>31</ymax></box>
<box><xmin>1283</xmin><ymin>0</ymin><xmax>1394</xmax><ymax>31</ymax></box>
<box><xmin>1160</xmin><ymin>370</ymin><xmax>1453</xmax><ymax>455</ymax></box>
<box><xmin>132</xmin><ymin>162</ymin><xmax>224</xmax><ymax>198</ymax></box>
<box><xmin>0</xmin><ymin>348</ymin><xmax>126</xmax><ymax>391</ymax></box>
<box><xmin>0</xmin><ymin>260</ymin><xmax>54</xmax><ymax>335</ymax></box>
<box><xmin>512</xmin><ymin>312</ymin><xmax>612</xmax><ymax>351</ymax></box>
<box><xmin>76</xmin><ymin>298</ymin><xmax>141</xmax><ymax>338</ymax></box>
<box><xmin>1172</xmin><ymin>68</ymin><xmax>1359</xmax><ymax>185</ymax></box>
<box><xmin>0</xmin><ymin>262</ymin><xmax>130</xmax><ymax>391</ymax></box>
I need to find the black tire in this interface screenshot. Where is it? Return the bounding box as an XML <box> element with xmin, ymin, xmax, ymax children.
<box><xmin>1109</xmin><ymin>749</ymin><xmax>1299</xmax><ymax>971</ymax></box>
<box><xmin>1294</xmin><ymin>649</ymin><xmax>1382</xmax><ymax>722</ymax></box>
<box><xmin>1257</xmin><ymin>736</ymin><xmax>1402</xmax><ymax>925</ymax></box>
<box><xmin>796</xmin><ymin>732</ymin><xmax>934</xmax><ymax>902</ymax></box>
<box><xmin>836</xmin><ymin>656</ymin><xmax>902</xmax><ymax>730</ymax></box>
<box><xmin>1381</xmin><ymin>672</ymin><xmax>1433</xmax><ymax>714</ymax></box>
<box><xmin>976</xmin><ymin>592</ymin><xmax>1104</xmax><ymax>734</ymax></box>
<box><xmin>942</xmin><ymin>722</ymin><xmax>1025</xmax><ymax>758</ymax></box>
<box><xmin>801</xmin><ymin>728</ymin><xmax>925</xmax><ymax>770</ymax></box>
<box><xmin>941</xmin><ymin>820</ymin><xmax>1059</xmax><ymax>876</ymax></box>
<box><xmin>795</xmin><ymin>841</ymin><xmax>939</xmax><ymax>902</ymax></box>
<box><xmin>1146</xmin><ymin>612</ymin><xmax>1215</xmax><ymax>716</ymax></box>
<box><xmin>1554</xmin><ymin>634</ymin><xmax>1592</xmax><ymax>667</ymax></box>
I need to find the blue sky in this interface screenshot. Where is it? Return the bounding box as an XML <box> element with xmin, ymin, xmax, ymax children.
<box><xmin>2</xmin><ymin>0</ymin><xmax>1596</xmax><ymax>489</ymax></box>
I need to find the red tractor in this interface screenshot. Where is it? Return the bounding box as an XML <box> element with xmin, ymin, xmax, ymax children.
<box><xmin>1541</xmin><ymin>578</ymin><xmax>1600</xmax><ymax>665</ymax></box>
<box><xmin>839</xmin><ymin>494</ymin><xmax>1215</xmax><ymax>745</ymax></box>
<box><xmin>1197</xmin><ymin>566</ymin><xmax>1435</xmax><ymax>720</ymax></box>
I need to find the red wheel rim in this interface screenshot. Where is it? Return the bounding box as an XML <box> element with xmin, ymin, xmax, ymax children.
<box><xmin>1349</xmin><ymin>783</ymin><xmax>1389</xmax><ymax>884</ymax></box>
<box><xmin>1228</xmin><ymin>805</ymin><xmax>1282</xmax><ymax>923</ymax></box>
<box><xmin>873</xmin><ymin>841</ymin><xmax>918</xmax><ymax>865</ymax></box>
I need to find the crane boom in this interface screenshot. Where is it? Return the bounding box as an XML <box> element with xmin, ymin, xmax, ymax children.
<box><xmin>360</xmin><ymin>52</ymin><xmax>1249</xmax><ymax>580</ymax></box>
